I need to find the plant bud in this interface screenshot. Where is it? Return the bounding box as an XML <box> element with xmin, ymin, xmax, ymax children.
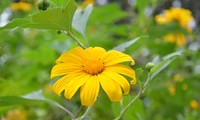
<box><xmin>145</xmin><ymin>62</ymin><xmax>155</xmax><ymax>71</ymax></box>
<box><xmin>38</xmin><ymin>0</ymin><xmax>50</xmax><ymax>11</ymax></box>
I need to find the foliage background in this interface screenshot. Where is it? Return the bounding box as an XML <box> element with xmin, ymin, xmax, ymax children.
<box><xmin>0</xmin><ymin>0</ymin><xmax>200</xmax><ymax>120</ymax></box>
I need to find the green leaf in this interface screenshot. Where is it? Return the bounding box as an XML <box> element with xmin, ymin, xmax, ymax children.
<box><xmin>72</xmin><ymin>4</ymin><xmax>93</xmax><ymax>38</ymax></box>
<box><xmin>163</xmin><ymin>50</ymin><xmax>183</xmax><ymax>60</ymax></box>
<box><xmin>0</xmin><ymin>96</ymin><xmax>43</xmax><ymax>107</ymax></box>
<box><xmin>50</xmin><ymin>0</ymin><xmax>69</xmax><ymax>8</ymax></box>
<box><xmin>28</xmin><ymin>0</ymin><xmax>77</xmax><ymax>31</ymax></box>
<box><xmin>0</xmin><ymin>18</ymin><xmax>31</xmax><ymax>30</ymax></box>
<box><xmin>23</xmin><ymin>90</ymin><xmax>69</xmax><ymax>113</ymax></box>
<box><xmin>0</xmin><ymin>0</ymin><xmax>77</xmax><ymax>31</ymax></box>
<box><xmin>22</xmin><ymin>90</ymin><xmax>46</xmax><ymax>101</ymax></box>
<box><xmin>150</xmin><ymin>51</ymin><xmax>182</xmax><ymax>79</ymax></box>
<box><xmin>113</xmin><ymin>36</ymin><xmax>148</xmax><ymax>52</ymax></box>
<box><xmin>89</xmin><ymin>3</ymin><xmax>128</xmax><ymax>24</ymax></box>
<box><xmin>135</xmin><ymin>0</ymin><xmax>148</xmax><ymax>14</ymax></box>
<box><xmin>123</xmin><ymin>95</ymin><xmax>145</xmax><ymax>120</ymax></box>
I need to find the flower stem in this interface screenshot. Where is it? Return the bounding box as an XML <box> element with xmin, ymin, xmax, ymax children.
<box><xmin>114</xmin><ymin>72</ymin><xmax>151</xmax><ymax>120</ymax></box>
<box><xmin>47</xmin><ymin>100</ymin><xmax>75</xmax><ymax>119</ymax></box>
<box><xmin>76</xmin><ymin>106</ymin><xmax>93</xmax><ymax>120</ymax></box>
<box><xmin>66</xmin><ymin>31</ymin><xmax>86</xmax><ymax>49</ymax></box>
<box><xmin>81</xmin><ymin>106</ymin><xmax>93</xmax><ymax>119</ymax></box>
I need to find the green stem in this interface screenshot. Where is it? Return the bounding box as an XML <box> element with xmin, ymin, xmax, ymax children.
<box><xmin>142</xmin><ymin>72</ymin><xmax>151</xmax><ymax>93</ymax></box>
<box><xmin>114</xmin><ymin>72</ymin><xmax>151</xmax><ymax>120</ymax></box>
<box><xmin>47</xmin><ymin>100</ymin><xmax>75</xmax><ymax>119</ymax></box>
<box><xmin>81</xmin><ymin>106</ymin><xmax>93</xmax><ymax>119</ymax></box>
<box><xmin>76</xmin><ymin>106</ymin><xmax>93</xmax><ymax>120</ymax></box>
<box><xmin>66</xmin><ymin>31</ymin><xmax>86</xmax><ymax>49</ymax></box>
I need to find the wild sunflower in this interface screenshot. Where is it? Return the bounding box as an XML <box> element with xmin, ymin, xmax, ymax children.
<box><xmin>155</xmin><ymin>7</ymin><xmax>194</xmax><ymax>31</ymax></box>
<box><xmin>155</xmin><ymin>7</ymin><xmax>195</xmax><ymax>47</ymax></box>
<box><xmin>10</xmin><ymin>2</ymin><xmax>31</xmax><ymax>12</ymax></box>
<box><xmin>51</xmin><ymin>47</ymin><xmax>136</xmax><ymax>106</ymax></box>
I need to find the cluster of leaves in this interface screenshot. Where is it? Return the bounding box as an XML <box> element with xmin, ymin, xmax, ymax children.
<box><xmin>0</xmin><ymin>0</ymin><xmax>200</xmax><ymax>120</ymax></box>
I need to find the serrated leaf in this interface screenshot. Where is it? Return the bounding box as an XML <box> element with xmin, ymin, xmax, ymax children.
<box><xmin>113</xmin><ymin>36</ymin><xmax>147</xmax><ymax>52</ymax></box>
<box><xmin>72</xmin><ymin>4</ymin><xmax>93</xmax><ymax>38</ymax></box>
<box><xmin>0</xmin><ymin>18</ymin><xmax>31</xmax><ymax>30</ymax></box>
<box><xmin>0</xmin><ymin>0</ymin><xmax>77</xmax><ymax>31</ymax></box>
<box><xmin>30</xmin><ymin>0</ymin><xmax>77</xmax><ymax>31</ymax></box>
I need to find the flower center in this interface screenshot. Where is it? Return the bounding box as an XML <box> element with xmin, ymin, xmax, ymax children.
<box><xmin>83</xmin><ymin>58</ymin><xmax>104</xmax><ymax>75</ymax></box>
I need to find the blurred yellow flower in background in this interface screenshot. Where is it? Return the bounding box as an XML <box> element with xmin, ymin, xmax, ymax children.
<box><xmin>5</xmin><ymin>109</ymin><xmax>27</xmax><ymax>120</ymax></box>
<box><xmin>51</xmin><ymin>47</ymin><xmax>136</xmax><ymax>106</ymax></box>
<box><xmin>155</xmin><ymin>7</ymin><xmax>194</xmax><ymax>31</ymax></box>
<box><xmin>167</xmin><ymin>73</ymin><xmax>184</xmax><ymax>96</ymax></box>
<box><xmin>10</xmin><ymin>2</ymin><xmax>31</xmax><ymax>12</ymax></box>
<box><xmin>190</xmin><ymin>99</ymin><xmax>199</xmax><ymax>110</ymax></box>
<box><xmin>168</xmin><ymin>84</ymin><xmax>176</xmax><ymax>96</ymax></box>
<box><xmin>84</xmin><ymin>0</ymin><xmax>95</xmax><ymax>5</ymax></box>
<box><xmin>155</xmin><ymin>7</ymin><xmax>194</xmax><ymax>47</ymax></box>
<box><xmin>163</xmin><ymin>33</ymin><xmax>186</xmax><ymax>47</ymax></box>
<box><xmin>172</xmin><ymin>73</ymin><xmax>183</xmax><ymax>82</ymax></box>
<box><xmin>182</xmin><ymin>83</ymin><xmax>188</xmax><ymax>91</ymax></box>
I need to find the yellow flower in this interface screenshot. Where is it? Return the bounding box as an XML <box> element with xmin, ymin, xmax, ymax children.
<box><xmin>84</xmin><ymin>0</ymin><xmax>95</xmax><ymax>5</ymax></box>
<box><xmin>6</xmin><ymin>109</ymin><xmax>27</xmax><ymax>120</ymax></box>
<box><xmin>190</xmin><ymin>99</ymin><xmax>199</xmax><ymax>110</ymax></box>
<box><xmin>155</xmin><ymin>7</ymin><xmax>194</xmax><ymax>31</ymax></box>
<box><xmin>172</xmin><ymin>73</ymin><xmax>183</xmax><ymax>82</ymax></box>
<box><xmin>163</xmin><ymin>33</ymin><xmax>186</xmax><ymax>47</ymax></box>
<box><xmin>51</xmin><ymin>47</ymin><xmax>136</xmax><ymax>106</ymax></box>
<box><xmin>10</xmin><ymin>2</ymin><xmax>31</xmax><ymax>12</ymax></box>
<box><xmin>168</xmin><ymin>84</ymin><xmax>176</xmax><ymax>96</ymax></box>
<box><xmin>155</xmin><ymin>8</ymin><xmax>195</xmax><ymax>47</ymax></box>
<box><xmin>182</xmin><ymin>83</ymin><xmax>188</xmax><ymax>91</ymax></box>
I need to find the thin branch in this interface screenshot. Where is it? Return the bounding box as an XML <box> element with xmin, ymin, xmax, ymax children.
<box><xmin>47</xmin><ymin>100</ymin><xmax>75</xmax><ymax>119</ymax></box>
<box><xmin>81</xmin><ymin>106</ymin><xmax>93</xmax><ymax>119</ymax></box>
<box><xmin>66</xmin><ymin>31</ymin><xmax>86</xmax><ymax>49</ymax></box>
<box><xmin>114</xmin><ymin>72</ymin><xmax>151</xmax><ymax>120</ymax></box>
<box><xmin>75</xmin><ymin>106</ymin><xmax>93</xmax><ymax>120</ymax></box>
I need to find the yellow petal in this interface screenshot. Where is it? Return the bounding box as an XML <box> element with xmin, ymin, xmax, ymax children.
<box><xmin>102</xmin><ymin>50</ymin><xmax>135</xmax><ymax>66</ymax></box>
<box><xmin>98</xmin><ymin>74</ymin><xmax>122</xmax><ymax>102</ymax></box>
<box><xmin>64</xmin><ymin>73</ymin><xmax>90</xmax><ymax>99</ymax></box>
<box><xmin>52</xmin><ymin>75</ymin><xmax>71</xmax><ymax>96</ymax></box>
<box><xmin>130</xmin><ymin>79</ymin><xmax>136</xmax><ymax>85</ymax></box>
<box><xmin>56</xmin><ymin>47</ymin><xmax>86</xmax><ymax>64</ymax></box>
<box><xmin>85</xmin><ymin>47</ymin><xmax>106</xmax><ymax>58</ymax></box>
<box><xmin>50</xmin><ymin>63</ymin><xmax>82</xmax><ymax>78</ymax></box>
<box><xmin>106</xmin><ymin>64</ymin><xmax>136</xmax><ymax>80</ymax></box>
<box><xmin>102</xmin><ymin>70</ymin><xmax>130</xmax><ymax>94</ymax></box>
<box><xmin>80</xmin><ymin>76</ymin><xmax>100</xmax><ymax>106</ymax></box>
